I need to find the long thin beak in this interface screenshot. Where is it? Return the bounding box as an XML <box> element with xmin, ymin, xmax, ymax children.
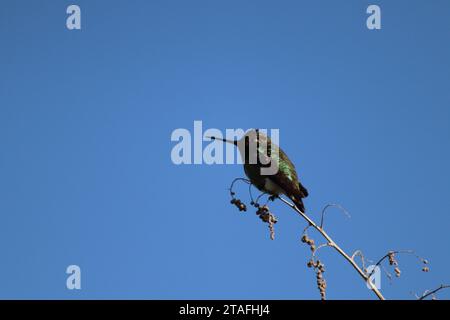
<box><xmin>206</xmin><ymin>136</ymin><xmax>238</xmax><ymax>146</ymax></box>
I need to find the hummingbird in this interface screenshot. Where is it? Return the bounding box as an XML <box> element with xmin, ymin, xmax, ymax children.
<box><xmin>208</xmin><ymin>129</ymin><xmax>309</xmax><ymax>212</ymax></box>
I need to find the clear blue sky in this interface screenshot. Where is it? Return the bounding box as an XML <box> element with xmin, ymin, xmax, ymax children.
<box><xmin>1</xmin><ymin>0</ymin><xmax>449</xmax><ymax>299</ymax></box>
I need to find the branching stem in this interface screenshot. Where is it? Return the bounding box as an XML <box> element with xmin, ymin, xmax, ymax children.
<box><xmin>418</xmin><ymin>284</ymin><xmax>450</xmax><ymax>300</ymax></box>
<box><xmin>278</xmin><ymin>196</ymin><xmax>385</xmax><ymax>300</ymax></box>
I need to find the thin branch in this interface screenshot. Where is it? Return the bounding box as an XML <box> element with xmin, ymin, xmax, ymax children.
<box><xmin>278</xmin><ymin>196</ymin><xmax>385</xmax><ymax>300</ymax></box>
<box><xmin>320</xmin><ymin>203</ymin><xmax>351</xmax><ymax>228</ymax></box>
<box><xmin>248</xmin><ymin>183</ymin><xmax>255</xmax><ymax>203</ymax></box>
<box><xmin>368</xmin><ymin>250</ymin><xmax>424</xmax><ymax>278</ymax></box>
<box><xmin>255</xmin><ymin>192</ymin><xmax>268</xmax><ymax>205</ymax></box>
<box><xmin>418</xmin><ymin>284</ymin><xmax>450</xmax><ymax>300</ymax></box>
<box><xmin>229</xmin><ymin>178</ymin><xmax>251</xmax><ymax>196</ymax></box>
<box><xmin>312</xmin><ymin>243</ymin><xmax>332</xmax><ymax>259</ymax></box>
<box><xmin>351</xmin><ymin>250</ymin><xmax>367</xmax><ymax>272</ymax></box>
<box><xmin>372</xmin><ymin>250</ymin><xmax>413</xmax><ymax>268</ymax></box>
<box><xmin>302</xmin><ymin>223</ymin><xmax>312</xmax><ymax>235</ymax></box>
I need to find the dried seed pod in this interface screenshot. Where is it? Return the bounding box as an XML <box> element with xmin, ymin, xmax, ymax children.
<box><xmin>388</xmin><ymin>252</ymin><xmax>398</xmax><ymax>266</ymax></box>
<box><xmin>255</xmin><ymin>206</ymin><xmax>277</xmax><ymax>240</ymax></box>
<box><xmin>422</xmin><ymin>267</ymin><xmax>429</xmax><ymax>272</ymax></box>
<box><xmin>394</xmin><ymin>267</ymin><xmax>401</xmax><ymax>277</ymax></box>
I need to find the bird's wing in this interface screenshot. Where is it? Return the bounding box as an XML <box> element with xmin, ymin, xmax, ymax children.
<box><xmin>257</xmin><ymin>138</ymin><xmax>307</xmax><ymax>199</ymax></box>
<box><xmin>268</xmin><ymin>147</ymin><xmax>303</xmax><ymax>197</ymax></box>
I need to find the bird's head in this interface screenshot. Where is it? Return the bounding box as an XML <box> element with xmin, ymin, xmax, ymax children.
<box><xmin>206</xmin><ymin>129</ymin><xmax>269</xmax><ymax>158</ymax></box>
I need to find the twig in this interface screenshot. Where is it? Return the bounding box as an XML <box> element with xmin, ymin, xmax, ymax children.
<box><xmin>278</xmin><ymin>196</ymin><xmax>386</xmax><ymax>300</ymax></box>
<box><xmin>368</xmin><ymin>250</ymin><xmax>426</xmax><ymax>278</ymax></box>
<box><xmin>320</xmin><ymin>204</ymin><xmax>351</xmax><ymax>228</ymax></box>
<box><xmin>229</xmin><ymin>178</ymin><xmax>251</xmax><ymax>196</ymax></box>
<box><xmin>227</xmin><ymin>178</ymin><xmax>439</xmax><ymax>300</ymax></box>
<box><xmin>351</xmin><ymin>250</ymin><xmax>367</xmax><ymax>271</ymax></box>
<box><xmin>312</xmin><ymin>243</ymin><xmax>332</xmax><ymax>259</ymax></box>
<box><xmin>418</xmin><ymin>284</ymin><xmax>450</xmax><ymax>300</ymax></box>
<box><xmin>372</xmin><ymin>250</ymin><xmax>412</xmax><ymax>269</ymax></box>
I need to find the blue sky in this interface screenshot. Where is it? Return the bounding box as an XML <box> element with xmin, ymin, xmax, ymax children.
<box><xmin>1</xmin><ymin>0</ymin><xmax>449</xmax><ymax>299</ymax></box>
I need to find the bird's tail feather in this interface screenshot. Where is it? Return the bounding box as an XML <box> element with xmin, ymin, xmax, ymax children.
<box><xmin>292</xmin><ymin>196</ymin><xmax>306</xmax><ymax>213</ymax></box>
<box><xmin>299</xmin><ymin>182</ymin><xmax>309</xmax><ymax>198</ymax></box>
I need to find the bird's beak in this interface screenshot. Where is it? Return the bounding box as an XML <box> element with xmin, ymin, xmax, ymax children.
<box><xmin>206</xmin><ymin>136</ymin><xmax>238</xmax><ymax>146</ymax></box>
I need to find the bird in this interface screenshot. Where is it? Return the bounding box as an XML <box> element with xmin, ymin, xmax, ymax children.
<box><xmin>208</xmin><ymin>129</ymin><xmax>308</xmax><ymax>212</ymax></box>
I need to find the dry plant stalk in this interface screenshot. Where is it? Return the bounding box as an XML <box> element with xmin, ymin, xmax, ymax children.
<box><xmin>277</xmin><ymin>196</ymin><xmax>385</xmax><ymax>300</ymax></box>
<box><xmin>417</xmin><ymin>284</ymin><xmax>450</xmax><ymax>300</ymax></box>
<box><xmin>303</xmin><ymin>234</ymin><xmax>327</xmax><ymax>300</ymax></box>
<box><xmin>227</xmin><ymin>178</ymin><xmax>449</xmax><ymax>300</ymax></box>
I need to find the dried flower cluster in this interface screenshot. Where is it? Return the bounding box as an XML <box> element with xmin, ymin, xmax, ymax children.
<box><xmin>230</xmin><ymin>192</ymin><xmax>247</xmax><ymax>212</ymax></box>
<box><xmin>301</xmin><ymin>234</ymin><xmax>316</xmax><ymax>252</ymax></box>
<box><xmin>420</xmin><ymin>258</ymin><xmax>429</xmax><ymax>273</ymax></box>
<box><xmin>302</xmin><ymin>234</ymin><xmax>326</xmax><ymax>299</ymax></box>
<box><xmin>384</xmin><ymin>251</ymin><xmax>430</xmax><ymax>279</ymax></box>
<box><xmin>306</xmin><ymin>258</ymin><xmax>327</xmax><ymax>300</ymax></box>
<box><xmin>255</xmin><ymin>205</ymin><xmax>278</xmax><ymax>240</ymax></box>
<box><xmin>229</xmin><ymin>185</ymin><xmax>278</xmax><ymax>239</ymax></box>
<box><xmin>387</xmin><ymin>251</ymin><xmax>402</xmax><ymax>278</ymax></box>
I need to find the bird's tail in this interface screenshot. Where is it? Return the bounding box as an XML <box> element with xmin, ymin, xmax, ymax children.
<box><xmin>292</xmin><ymin>196</ymin><xmax>306</xmax><ymax>213</ymax></box>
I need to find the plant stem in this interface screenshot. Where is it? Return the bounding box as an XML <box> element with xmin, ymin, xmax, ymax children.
<box><xmin>278</xmin><ymin>197</ymin><xmax>386</xmax><ymax>300</ymax></box>
<box><xmin>418</xmin><ymin>284</ymin><xmax>450</xmax><ymax>300</ymax></box>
